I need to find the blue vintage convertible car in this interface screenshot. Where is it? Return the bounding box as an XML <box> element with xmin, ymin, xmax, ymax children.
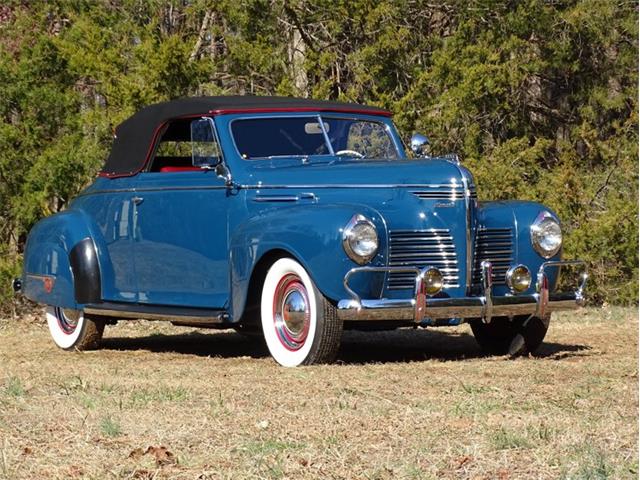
<box><xmin>15</xmin><ymin>96</ymin><xmax>587</xmax><ymax>366</ymax></box>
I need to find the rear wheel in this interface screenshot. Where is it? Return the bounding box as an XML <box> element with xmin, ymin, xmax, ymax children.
<box><xmin>260</xmin><ymin>258</ymin><xmax>342</xmax><ymax>366</ymax></box>
<box><xmin>470</xmin><ymin>315</ymin><xmax>550</xmax><ymax>357</ymax></box>
<box><xmin>46</xmin><ymin>306</ymin><xmax>105</xmax><ymax>351</ymax></box>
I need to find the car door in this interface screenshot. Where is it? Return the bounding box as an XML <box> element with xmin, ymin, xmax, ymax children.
<box><xmin>79</xmin><ymin>177</ymin><xmax>139</xmax><ymax>303</ymax></box>
<box><xmin>129</xmin><ymin>118</ymin><xmax>230</xmax><ymax>309</ymax></box>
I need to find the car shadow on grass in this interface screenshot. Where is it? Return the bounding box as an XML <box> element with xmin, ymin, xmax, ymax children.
<box><xmin>338</xmin><ymin>329</ymin><xmax>591</xmax><ymax>364</ymax></box>
<box><xmin>100</xmin><ymin>327</ymin><xmax>592</xmax><ymax>364</ymax></box>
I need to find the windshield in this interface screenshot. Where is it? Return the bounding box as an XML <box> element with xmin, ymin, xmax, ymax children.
<box><xmin>231</xmin><ymin>116</ymin><xmax>401</xmax><ymax>160</ymax></box>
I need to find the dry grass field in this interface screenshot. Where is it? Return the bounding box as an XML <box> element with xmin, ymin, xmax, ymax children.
<box><xmin>0</xmin><ymin>307</ymin><xmax>637</xmax><ymax>479</ymax></box>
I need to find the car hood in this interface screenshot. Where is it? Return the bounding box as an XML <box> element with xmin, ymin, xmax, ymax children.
<box><xmin>244</xmin><ymin>158</ymin><xmax>469</xmax><ymax>188</ymax></box>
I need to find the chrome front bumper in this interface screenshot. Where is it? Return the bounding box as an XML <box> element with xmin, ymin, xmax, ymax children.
<box><xmin>337</xmin><ymin>260</ymin><xmax>587</xmax><ymax>323</ymax></box>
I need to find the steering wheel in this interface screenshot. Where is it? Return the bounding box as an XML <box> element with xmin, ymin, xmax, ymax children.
<box><xmin>335</xmin><ymin>149</ymin><xmax>365</xmax><ymax>158</ymax></box>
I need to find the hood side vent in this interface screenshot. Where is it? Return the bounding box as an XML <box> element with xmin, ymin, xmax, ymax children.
<box><xmin>412</xmin><ymin>184</ymin><xmax>477</xmax><ymax>201</ymax></box>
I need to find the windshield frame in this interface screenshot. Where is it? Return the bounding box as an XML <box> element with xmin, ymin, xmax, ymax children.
<box><xmin>227</xmin><ymin>113</ymin><xmax>405</xmax><ymax>161</ymax></box>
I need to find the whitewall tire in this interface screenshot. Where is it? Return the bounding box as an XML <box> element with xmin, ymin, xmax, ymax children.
<box><xmin>260</xmin><ymin>258</ymin><xmax>342</xmax><ymax>366</ymax></box>
<box><xmin>46</xmin><ymin>306</ymin><xmax>105</xmax><ymax>351</ymax></box>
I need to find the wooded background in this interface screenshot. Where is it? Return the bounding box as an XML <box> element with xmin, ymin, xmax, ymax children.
<box><xmin>0</xmin><ymin>0</ymin><xmax>637</xmax><ymax>311</ymax></box>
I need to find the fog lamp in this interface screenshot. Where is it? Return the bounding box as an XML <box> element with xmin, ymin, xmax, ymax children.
<box><xmin>506</xmin><ymin>265</ymin><xmax>532</xmax><ymax>293</ymax></box>
<box><xmin>420</xmin><ymin>267</ymin><xmax>444</xmax><ymax>296</ymax></box>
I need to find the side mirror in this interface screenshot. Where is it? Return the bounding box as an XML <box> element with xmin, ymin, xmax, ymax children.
<box><xmin>191</xmin><ymin>118</ymin><xmax>221</xmax><ymax>168</ymax></box>
<box><xmin>410</xmin><ymin>133</ymin><xmax>430</xmax><ymax>157</ymax></box>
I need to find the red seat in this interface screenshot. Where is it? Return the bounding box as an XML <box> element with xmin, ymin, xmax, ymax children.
<box><xmin>159</xmin><ymin>166</ymin><xmax>201</xmax><ymax>173</ymax></box>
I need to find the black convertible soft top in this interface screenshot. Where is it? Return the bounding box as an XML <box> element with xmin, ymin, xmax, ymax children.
<box><xmin>101</xmin><ymin>96</ymin><xmax>392</xmax><ymax>177</ymax></box>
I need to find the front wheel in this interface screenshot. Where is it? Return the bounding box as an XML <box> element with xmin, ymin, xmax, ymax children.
<box><xmin>260</xmin><ymin>258</ymin><xmax>343</xmax><ymax>366</ymax></box>
<box><xmin>46</xmin><ymin>306</ymin><xmax>105</xmax><ymax>351</ymax></box>
<box><xmin>470</xmin><ymin>315</ymin><xmax>550</xmax><ymax>357</ymax></box>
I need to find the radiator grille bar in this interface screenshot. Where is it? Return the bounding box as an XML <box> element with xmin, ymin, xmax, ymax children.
<box><xmin>472</xmin><ymin>227</ymin><xmax>514</xmax><ymax>284</ymax></box>
<box><xmin>387</xmin><ymin>229</ymin><xmax>459</xmax><ymax>290</ymax></box>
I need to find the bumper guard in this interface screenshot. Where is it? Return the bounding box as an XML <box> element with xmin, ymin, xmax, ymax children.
<box><xmin>337</xmin><ymin>260</ymin><xmax>587</xmax><ymax>323</ymax></box>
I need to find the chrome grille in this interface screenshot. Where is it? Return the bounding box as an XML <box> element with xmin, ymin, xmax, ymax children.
<box><xmin>472</xmin><ymin>228</ymin><xmax>514</xmax><ymax>284</ymax></box>
<box><xmin>387</xmin><ymin>230</ymin><xmax>459</xmax><ymax>290</ymax></box>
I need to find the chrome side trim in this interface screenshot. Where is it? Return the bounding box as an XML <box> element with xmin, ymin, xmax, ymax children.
<box><xmin>84</xmin><ymin>306</ymin><xmax>227</xmax><ymax>324</ymax></box>
<box><xmin>78</xmin><ymin>183</ymin><xmax>474</xmax><ymax>197</ymax></box>
<box><xmin>253</xmin><ymin>192</ymin><xmax>317</xmax><ymax>203</ymax></box>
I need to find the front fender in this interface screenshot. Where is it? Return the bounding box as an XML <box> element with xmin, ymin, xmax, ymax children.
<box><xmin>22</xmin><ymin>208</ymin><xmax>111</xmax><ymax>308</ymax></box>
<box><xmin>229</xmin><ymin>203</ymin><xmax>387</xmax><ymax>320</ymax></box>
<box><xmin>477</xmin><ymin>201</ymin><xmax>562</xmax><ymax>295</ymax></box>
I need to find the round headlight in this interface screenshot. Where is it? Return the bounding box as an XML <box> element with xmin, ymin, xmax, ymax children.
<box><xmin>530</xmin><ymin>212</ymin><xmax>562</xmax><ymax>259</ymax></box>
<box><xmin>506</xmin><ymin>265</ymin><xmax>532</xmax><ymax>293</ymax></box>
<box><xmin>343</xmin><ymin>215</ymin><xmax>379</xmax><ymax>264</ymax></box>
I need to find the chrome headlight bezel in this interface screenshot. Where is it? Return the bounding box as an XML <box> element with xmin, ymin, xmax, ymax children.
<box><xmin>342</xmin><ymin>214</ymin><xmax>379</xmax><ymax>265</ymax></box>
<box><xmin>530</xmin><ymin>211</ymin><xmax>562</xmax><ymax>259</ymax></box>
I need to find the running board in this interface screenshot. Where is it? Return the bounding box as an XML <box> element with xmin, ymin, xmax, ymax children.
<box><xmin>84</xmin><ymin>302</ymin><xmax>229</xmax><ymax>325</ymax></box>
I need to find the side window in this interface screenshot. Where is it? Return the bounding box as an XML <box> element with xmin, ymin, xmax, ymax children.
<box><xmin>347</xmin><ymin>122</ymin><xmax>396</xmax><ymax>159</ymax></box>
<box><xmin>148</xmin><ymin>118</ymin><xmax>220</xmax><ymax>172</ymax></box>
<box><xmin>191</xmin><ymin>118</ymin><xmax>221</xmax><ymax>167</ymax></box>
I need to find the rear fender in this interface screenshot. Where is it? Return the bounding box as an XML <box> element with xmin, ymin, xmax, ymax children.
<box><xmin>22</xmin><ymin>209</ymin><xmax>111</xmax><ymax>308</ymax></box>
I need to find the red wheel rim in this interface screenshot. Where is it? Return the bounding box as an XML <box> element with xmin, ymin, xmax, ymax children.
<box><xmin>55</xmin><ymin>307</ymin><xmax>80</xmax><ymax>335</ymax></box>
<box><xmin>272</xmin><ymin>273</ymin><xmax>311</xmax><ymax>351</ymax></box>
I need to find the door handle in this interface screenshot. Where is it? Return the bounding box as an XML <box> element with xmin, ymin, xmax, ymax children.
<box><xmin>132</xmin><ymin>196</ymin><xmax>144</xmax><ymax>205</ymax></box>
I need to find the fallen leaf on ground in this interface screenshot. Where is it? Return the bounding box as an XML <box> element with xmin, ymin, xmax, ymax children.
<box><xmin>145</xmin><ymin>445</ymin><xmax>176</xmax><ymax>466</ymax></box>
<box><xmin>67</xmin><ymin>465</ymin><xmax>84</xmax><ymax>477</ymax></box>
<box><xmin>128</xmin><ymin>447</ymin><xmax>145</xmax><ymax>460</ymax></box>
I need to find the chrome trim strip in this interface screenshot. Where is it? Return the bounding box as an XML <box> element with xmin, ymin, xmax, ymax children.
<box><xmin>78</xmin><ymin>183</ymin><xmax>481</xmax><ymax>197</ymax></box>
<box><xmin>84</xmin><ymin>305</ymin><xmax>228</xmax><ymax>323</ymax></box>
<box><xmin>244</xmin><ymin>183</ymin><xmax>467</xmax><ymax>189</ymax></box>
<box><xmin>253</xmin><ymin>192</ymin><xmax>317</xmax><ymax>203</ymax></box>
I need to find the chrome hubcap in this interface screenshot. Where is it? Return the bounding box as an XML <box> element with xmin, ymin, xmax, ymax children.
<box><xmin>273</xmin><ymin>274</ymin><xmax>310</xmax><ymax>351</ymax></box>
<box><xmin>56</xmin><ymin>307</ymin><xmax>80</xmax><ymax>334</ymax></box>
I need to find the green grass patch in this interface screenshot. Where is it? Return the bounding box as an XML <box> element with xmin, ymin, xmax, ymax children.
<box><xmin>490</xmin><ymin>427</ymin><xmax>531</xmax><ymax>450</ymax></box>
<box><xmin>129</xmin><ymin>386</ymin><xmax>189</xmax><ymax>406</ymax></box>
<box><xmin>5</xmin><ymin>377</ymin><xmax>24</xmax><ymax>397</ymax></box>
<box><xmin>99</xmin><ymin>416</ymin><xmax>122</xmax><ymax>437</ymax></box>
<box><xmin>239</xmin><ymin>439</ymin><xmax>302</xmax><ymax>457</ymax></box>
